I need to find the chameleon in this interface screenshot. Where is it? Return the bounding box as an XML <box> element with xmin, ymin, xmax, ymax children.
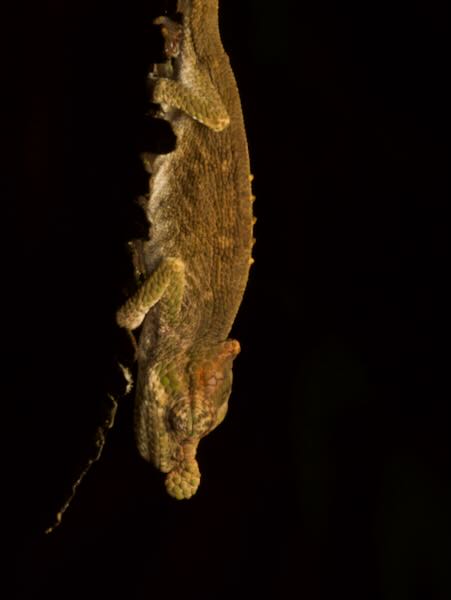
<box><xmin>116</xmin><ymin>0</ymin><xmax>255</xmax><ymax>500</ymax></box>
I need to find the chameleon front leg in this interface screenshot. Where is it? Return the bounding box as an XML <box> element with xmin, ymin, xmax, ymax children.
<box><xmin>116</xmin><ymin>257</ymin><xmax>185</xmax><ymax>330</ymax></box>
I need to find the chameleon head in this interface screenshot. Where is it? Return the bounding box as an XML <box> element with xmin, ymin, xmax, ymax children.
<box><xmin>149</xmin><ymin>339</ymin><xmax>240</xmax><ymax>500</ymax></box>
<box><xmin>164</xmin><ymin>395</ymin><xmax>215</xmax><ymax>500</ymax></box>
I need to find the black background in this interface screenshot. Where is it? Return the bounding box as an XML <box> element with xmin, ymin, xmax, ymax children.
<box><xmin>10</xmin><ymin>0</ymin><xmax>449</xmax><ymax>598</ymax></box>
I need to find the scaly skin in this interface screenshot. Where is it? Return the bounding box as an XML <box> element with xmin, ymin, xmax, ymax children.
<box><xmin>116</xmin><ymin>0</ymin><xmax>254</xmax><ymax>499</ymax></box>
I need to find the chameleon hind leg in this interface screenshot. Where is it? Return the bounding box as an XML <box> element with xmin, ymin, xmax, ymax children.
<box><xmin>116</xmin><ymin>257</ymin><xmax>185</xmax><ymax>330</ymax></box>
<box><xmin>152</xmin><ymin>15</ymin><xmax>230</xmax><ymax>132</ymax></box>
<box><xmin>152</xmin><ymin>77</ymin><xmax>230</xmax><ymax>132</ymax></box>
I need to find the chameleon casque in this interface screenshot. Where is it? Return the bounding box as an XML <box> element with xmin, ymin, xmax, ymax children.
<box><xmin>116</xmin><ymin>0</ymin><xmax>254</xmax><ymax>499</ymax></box>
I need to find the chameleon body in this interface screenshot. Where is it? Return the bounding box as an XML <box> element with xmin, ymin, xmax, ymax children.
<box><xmin>116</xmin><ymin>0</ymin><xmax>254</xmax><ymax>499</ymax></box>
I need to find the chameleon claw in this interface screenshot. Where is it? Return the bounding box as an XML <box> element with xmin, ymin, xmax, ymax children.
<box><xmin>153</xmin><ymin>16</ymin><xmax>184</xmax><ymax>59</ymax></box>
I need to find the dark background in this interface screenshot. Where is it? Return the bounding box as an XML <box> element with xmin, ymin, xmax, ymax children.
<box><xmin>10</xmin><ymin>0</ymin><xmax>449</xmax><ymax>598</ymax></box>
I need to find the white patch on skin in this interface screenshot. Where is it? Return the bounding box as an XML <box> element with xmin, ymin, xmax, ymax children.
<box><xmin>150</xmin><ymin>157</ymin><xmax>172</xmax><ymax>204</ymax></box>
<box><xmin>119</xmin><ymin>363</ymin><xmax>134</xmax><ymax>395</ymax></box>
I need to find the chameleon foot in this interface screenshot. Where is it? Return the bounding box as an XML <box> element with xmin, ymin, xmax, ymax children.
<box><xmin>153</xmin><ymin>16</ymin><xmax>183</xmax><ymax>58</ymax></box>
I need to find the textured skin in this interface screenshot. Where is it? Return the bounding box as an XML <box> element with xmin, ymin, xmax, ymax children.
<box><xmin>116</xmin><ymin>0</ymin><xmax>254</xmax><ymax>499</ymax></box>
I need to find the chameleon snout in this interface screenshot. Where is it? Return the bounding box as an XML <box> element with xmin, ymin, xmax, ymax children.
<box><xmin>165</xmin><ymin>453</ymin><xmax>201</xmax><ymax>500</ymax></box>
<box><xmin>164</xmin><ymin>395</ymin><xmax>216</xmax><ymax>499</ymax></box>
<box><xmin>168</xmin><ymin>397</ymin><xmax>215</xmax><ymax>441</ymax></box>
